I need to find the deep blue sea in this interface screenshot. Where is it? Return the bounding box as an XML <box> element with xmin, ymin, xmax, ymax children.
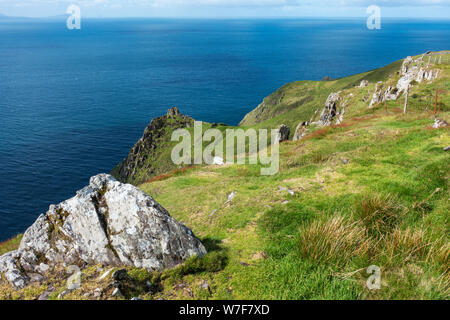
<box><xmin>0</xmin><ymin>18</ymin><xmax>449</xmax><ymax>241</ymax></box>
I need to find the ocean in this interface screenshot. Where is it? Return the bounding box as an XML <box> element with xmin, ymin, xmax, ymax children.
<box><xmin>0</xmin><ymin>18</ymin><xmax>449</xmax><ymax>241</ymax></box>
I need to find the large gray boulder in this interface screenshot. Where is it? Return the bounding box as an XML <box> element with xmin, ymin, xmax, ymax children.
<box><xmin>0</xmin><ymin>174</ymin><xmax>206</xmax><ymax>289</ymax></box>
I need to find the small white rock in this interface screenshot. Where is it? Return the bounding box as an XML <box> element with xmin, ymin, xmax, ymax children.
<box><xmin>213</xmin><ymin>156</ymin><xmax>225</xmax><ymax>165</ymax></box>
<box><xmin>93</xmin><ymin>288</ymin><xmax>102</xmax><ymax>298</ymax></box>
<box><xmin>112</xmin><ymin>288</ymin><xmax>123</xmax><ymax>298</ymax></box>
<box><xmin>225</xmin><ymin>191</ymin><xmax>236</xmax><ymax>204</ymax></box>
<box><xmin>98</xmin><ymin>268</ymin><xmax>114</xmax><ymax>281</ymax></box>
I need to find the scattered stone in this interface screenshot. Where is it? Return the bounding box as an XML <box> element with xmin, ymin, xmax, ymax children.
<box><xmin>98</xmin><ymin>268</ymin><xmax>114</xmax><ymax>281</ymax></box>
<box><xmin>38</xmin><ymin>291</ymin><xmax>51</xmax><ymax>301</ymax></box>
<box><xmin>58</xmin><ymin>290</ymin><xmax>71</xmax><ymax>299</ymax></box>
<box><xmin>112</xmin><ymin>288</ymin><xmax>123</xmax><ymax>298</ymax></box>
<box><xmin>277</xmin><ymin>124</ymin><xmax>290</xmax><ymax>142</ymax></box>
<box><xmin>432</xmin><ymin>118</ymin><xmax>448</xmax><ymax>129</ymax></box>
<box><xmin>278</xmin><ymin>186</ymin><xmax>287</xmax><ymax>191</ymax></box>
<box><xmin>342</xmin><ymin>159</ymin><xmax>350</xmax><ymax>165</ymax></box>
<box><xmin>225</xmin><ymin>191</ymin><xmax>237</xmax><ymax>205</ymax></box>
<box><xmin>287</xmin><ymin>189</ymin><xmax>295</xmax><ymax>196</ymax></box>
<box><xmin>359</xmin><ymin>80</ymin><xmax>369</xmax><ymax>88</ymax></box>
<box><xmin>0</xmin><ymin>174</ymin><xmax>207</xmax><ymax>289</ymax></box>
<box><xmin>200</xmin><ymin>280</ymin><xmax>211</xmax><ymax>292</ymax></box>
<box><xmin>281</xmin><ymin>200</ymin><xmax>289</xmax><ymax>205</ymax></box>
<box><xmin>93</xmin><ymin>288</ymin><xmax>102</xmax><ymax>298</ymax></box>
<box><xmin>83</xmin><ymin>292</ymin><xmax>90</xmax><ymax>297</ymax></box>
<box><xmin>209</xmin><ymin>209</ymin><xmax>217</xmax><ymax>217</ymax></box>
<box><xmin>131</xmin><ymin>297</ymin><xmax>143</xmax><ymax>301</ymax></box>
<box><xmin>444</xmin><ymin>146</ymin><xmax>450</xmax><ymax>152</ymax></box>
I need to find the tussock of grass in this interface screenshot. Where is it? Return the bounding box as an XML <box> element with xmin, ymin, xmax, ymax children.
<box><xmin>296</xmin><ymin>216</ymin><xmax>372</xmax><ymax>267</ymax></box>
<box><xmin>2</xmin><ymin>55</ymin><xmax>449</xmax><ymax>300</ymax></box>
<box><xmin>382</xmin><ymin>228</ymin><xmax>448</xmax><ymax>267</ymax></box>
<box><xmin>355</xmin><ymin>193</ymin><xmax>404</xmax><ymax>237</ymax></box>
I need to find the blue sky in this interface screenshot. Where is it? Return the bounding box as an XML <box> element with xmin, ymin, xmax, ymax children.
<box><xmin>1</xmin><ymin>0</ymin><xmax>449</xmax><ymax>18</ymax></box>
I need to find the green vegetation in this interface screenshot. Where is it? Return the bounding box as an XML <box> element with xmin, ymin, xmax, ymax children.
<box><xmin>136</xmin><ymin>109</ymin><xmax>449</xmax><ymax>300</ymax></box>
<box><xmin>0</xmin><ymin>52</ymin><xmax>448</xmax><ymax>300</ymax></box>
<box><xmin>0</xmin><ymin>235</ymin><xmax>22</xmax><ymax>256</ymax></box>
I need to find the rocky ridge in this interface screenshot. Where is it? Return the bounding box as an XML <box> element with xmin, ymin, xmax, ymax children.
<box><xmin>111</xmin><ymin>107</ymin><xmax>195</xmax><ymax>184</ymax></box>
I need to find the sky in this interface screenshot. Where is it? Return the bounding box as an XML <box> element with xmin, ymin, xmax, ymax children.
<box><xmin>0</xmin><ymin>0</ymin><xmax>449</xmax><ymax>18</ymax></box>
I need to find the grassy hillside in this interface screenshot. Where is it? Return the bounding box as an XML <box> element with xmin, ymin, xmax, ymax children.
<box><xmin>239</xmin><ymin>60</ymin><xmax>403</xmax><ymax>128</ymax></box>
<box><xmin>0</xmin><ymin>52</ymin><xmax>448</xmax><ymax>300</ymax></box>
<box><xmin>134</xmin><ymin>113</ymin><xmax>449</xmax><ymax>300</ymax></box>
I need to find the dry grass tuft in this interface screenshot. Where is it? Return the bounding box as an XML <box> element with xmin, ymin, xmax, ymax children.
<box><xmin>297</xmin><ymin>215</ymin><xmax>372</xmax><ymax>267</ymax></box>
<box><xmin>355</xmin><ymin>193</ymin><xmax>404</xmax><ymax>236</ymax></box>
<box><xmin>382</xmin><ymin>227</ymin><xmax>449</xmax><ymax>270</ymax></box>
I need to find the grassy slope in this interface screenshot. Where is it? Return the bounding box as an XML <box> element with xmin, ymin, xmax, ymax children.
<box><xmin>135</xmin><ymin>113</ymin><xmax>449</xmax><ymax>300</ymax></box>
<box><xmin>138</xmin><ymin>53</ymin><xmax>449</xmax><ymax>300</ymax></box>
<box><xmin>238</xmin><ymin>60</ymin><xmax>403</xmax><ymax>131</ymax></box>
<box><xmin>1</xmin><ymin>53</ymin><xmax>448</xmax><ymax>300</ymax></box>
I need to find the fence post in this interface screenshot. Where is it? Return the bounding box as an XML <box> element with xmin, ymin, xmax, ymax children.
<box><xmin>403</xmin><ymin>85</ymin><xmax>409</xmax><ymax>114</ymax></box>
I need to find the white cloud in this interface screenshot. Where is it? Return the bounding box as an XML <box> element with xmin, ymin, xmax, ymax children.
<box><xmin>1</xmin><ymin>0</ymin><xmax>450</xmax><ymax>6</ymax></box>
<box><xmin>1</xmin><ymin>0</ymin><xmax>449</xmax><ymax>17</ymax></box>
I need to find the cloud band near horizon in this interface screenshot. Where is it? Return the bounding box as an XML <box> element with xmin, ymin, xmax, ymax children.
<box><xmin>1</xmin><ymin>0</ymin><xmax>449</xmax><ymax>18</ymax></box>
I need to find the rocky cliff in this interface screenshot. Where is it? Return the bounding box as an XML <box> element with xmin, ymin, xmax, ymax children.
<box><xmin>111</xmin><ymin>107</ymin><xmax>194</xmax><ymax>185</ymax></box>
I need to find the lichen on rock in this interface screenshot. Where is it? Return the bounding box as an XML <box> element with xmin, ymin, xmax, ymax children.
<box><xmin>0</xmin><ymin>174</ymin><xmax>206</xmax><ymax>289</ymax></box>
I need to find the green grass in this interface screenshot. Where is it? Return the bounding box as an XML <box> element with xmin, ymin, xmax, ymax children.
<box><xmin>0</xmin><ymin>235</ymin><xmax>22</xmax><ymax>256</ymax></box>
<box><xmin>1</xmin><ymin>53</ymin><xmax>449</xmax><ymax>300</ymax></box>
<box><xmin>132</xmin><ymin>108</ymin><xmax>449</xmax><ymax>300</ymax></box>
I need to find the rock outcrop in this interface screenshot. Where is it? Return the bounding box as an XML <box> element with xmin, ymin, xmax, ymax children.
<box><xmin>111</xmin><ymin>107</ymin><xmax>195</xmax><ymax>184</ymax></box>
<box><xmin>317</xmin><ymin>92</ymin><xmax>340</xmax><ymax>126</ymax></box>
<box><xmin>367</xmin><ymin>55</ymin><xmax>441</xmax><ymax>105</ymax></box>
<box><xmin>293</xmin><ymin>122</ymin><xmax>309</xmax><ymax>141</ymax></box>
<box><xmin>276</xmin><ymin>124</ymin><xmax>290</xmax><ymax>142</ymax></box>
<box><xmin>369</xmin><ymin>81</ymin><xmax>385</xmax><ymax>108</ymax></box>
<box><xmin>432</xmin><ymin>118</ymin><xmax>448</xmax><ymax>129</ymax></box>
<box><xmin>359</xmin><ymin>80</ymin><xmax>369</xmax><ymax>88</ymax></box>
<box><xmin>394</xmin><ymin>56</ymin><xmax>440</xmax><ymax>99</ymax></box>
<box><xmin>0</xmin><ymin>174</ymin><xmax>206</xmax><ymax>289</ymax></box>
